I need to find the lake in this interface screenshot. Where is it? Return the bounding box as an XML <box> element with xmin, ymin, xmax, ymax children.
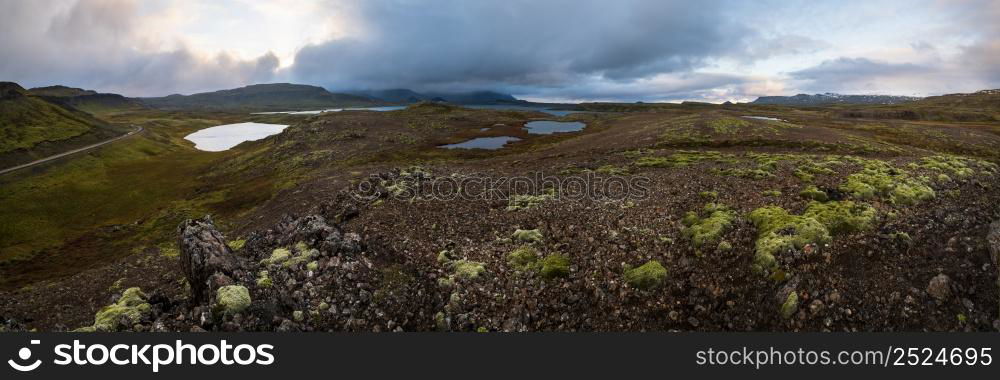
<box><xmin>252</xmin><ymin>106</ymin><xmax>406</xmax><ymax>115</ymax></box>
<box><xmin>439</xmin><ymin>136</ymin><xmax>521</xmax><ymax>150</ymax></box>
<box><xmin>185</xmin><ymin>122</ymin><xmax>289</xmax><ymax>152</ymax></box>
<box><xmin>524</xmin><ymin>120</ymin><xmax>586</xmax><ymax>134</ymax></box>
<box><xmin>742</xmin><ymin>116</ymin><xmax>785</xmax><ymax>121</ymax></box>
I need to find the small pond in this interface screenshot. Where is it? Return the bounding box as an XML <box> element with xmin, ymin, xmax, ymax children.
<box><xmin>439</xmin><ymin>136</ymin><xmax>521</xmax><ymax>150</ymax></box>
<box><xmin>742</xmin><ymin>116</ymin><xmax>785</xmax><ymax>121</ymax></box>
<box><xmin>185</xmin><ymin>122</ymin><xmax>289</xmax><ymax>151</ymax></box>
<box><xmin>253</xmin><ymin>106</ymin><xmax>406</xmax><ymax>115</ymax></box>
<box><xmin>524</xmin><ymin>120</ymin><xmax>586</xmax><ymax>135</ymax></box>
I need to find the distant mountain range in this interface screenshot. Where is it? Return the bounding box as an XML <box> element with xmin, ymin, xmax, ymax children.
<box><xmin>28</xmin><ymin>85</ymin><xmax>145</xmax><ymax>114</ymax></box>
<box><xmin>752</xmin><ymin>93</ymin><xmax>921</xmax><ymax>106</ymax></box>
<box><xmin>138</xmin><ymin>83</ymin><xmax>381</xmax><ymax>111</ymax></box>
<box><xmin>352</xmin><ymin>88</ymin><xmax>521</xmax><ymax>105</ymax></box>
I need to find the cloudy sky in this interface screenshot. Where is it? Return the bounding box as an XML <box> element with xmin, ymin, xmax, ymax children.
<box><xmin>1</xmin><ymin>0</ymin><xmax>998</xmax><ymax>102</ymax></box>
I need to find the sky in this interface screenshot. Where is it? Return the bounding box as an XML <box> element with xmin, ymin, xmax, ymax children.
<box><xmin>1</xmin><ymin>0</ymin><xmax>998</xmax><ymax>103</ymax></box>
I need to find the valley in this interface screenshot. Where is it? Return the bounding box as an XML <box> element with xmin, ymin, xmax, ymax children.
<box><xmin>1</xmin><ymin>83</ymin><xmax>999</xmax><ymax>332</ymax></box>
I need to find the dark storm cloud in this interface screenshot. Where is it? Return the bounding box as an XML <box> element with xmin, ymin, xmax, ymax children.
<box><xmin>0</xmin><ymin>0</ymin><xmax>278</xmax><ymax>96</ymax></box>
<box><xmin>290</xmin><ymin>0</ymin><xmax>760</xmax><ymax>95</ymax></box>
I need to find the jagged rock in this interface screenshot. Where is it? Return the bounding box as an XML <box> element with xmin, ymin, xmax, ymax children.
<box><xmin>274</xmin><ymin>214</ymin><xmax>362</xmax><ymax>255</ymax></box>
<box><xmin>178</xmin><ymin>216</ymin><xmax>237</xmax><ymax>304</ymax></box>
<box><xmin>927</xmin><ymin>274</ymin><xmax>952</xmax><ymax>301</ymax></box>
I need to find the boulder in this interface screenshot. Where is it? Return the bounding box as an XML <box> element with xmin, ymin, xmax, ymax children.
<box><xmin>927</xmin><ymin>274</ymin><xmax>952</xmax><ymax>301</ymax></box>
<box><xmin>178</xmin><ymin>216</ymin><xmax>237</xmax><ymax>304</ymax></box>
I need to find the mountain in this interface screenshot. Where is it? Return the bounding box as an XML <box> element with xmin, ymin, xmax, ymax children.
<box><xmin>752</xmin><ymin>93</ymin><xmax>921</xmax><ymax>106</ymax></box>
<box><xmin>29</xmin><ymin>86</ymin><xmax>145</xmax><ymax>114</ymax></box>
<box><xmin>139</xmin><ymin>83</ymin><xmax>381</xmax><ymax>111</ymax></box>
<box><xmin>356</xmin><ymin>88</ymin><xmax>429</xmax><ymax>103</ymax></box>
<box><xmin>353</xmin><ymin>88</ymin><xmax>520</xmax><ymax>105</ymax></box>
<box><xmin>27</xmin><ymin>85</ymin><xmax>97</xmax><ymax>97</ymax></box>
<box><xmin>0</xmin><ymin>82</ymin><xmax>123</xmax><ymax>165</ymax></box>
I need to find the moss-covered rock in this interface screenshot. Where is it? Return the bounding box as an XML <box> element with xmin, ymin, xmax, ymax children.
<box><xmin>451</xmin><ymin>260</ymin><xmax>485</xmax><ymax>280</ymax></box>
<box><xmin>512</xmin><ymin>229</ymin><xmax>543</xmax><ymax>243</ymax></box>
<box><xmin>539</xmin><ymin>254</ymin><xmax>571</xmax><ymax>279</ymax></box>
<box><xmin>802</xmin><ymin>200</ymin><xmax>877</xmax><ymax>235</ymax></box>
<box><xmin>681</xmin><ymin>203</ymin><xmax>735</xmax><ymax>249</ymax></box>
<box><xmin>717</xmin><ymin>240</ymin><xmax>733</xmax><ymax>252</ymax></box>
<box><xmin>216</xmin><ymin>285</ymin><xmax>251</xmax><ymax>316</ymax></box>
<box><xmin>261</xmin><ymin>247</ymin><xmax>291</xmax><ymax>266</ymax></box>
<box><xmin>507</xmin><ymin>189</ymin><xmax>555</xmax><ymax>211</ymax></box>
<box><xmin>624</xmin><ymin>260</ymin><xmax>667</xmax><ymax>290</ymax></box>
<box><xmin>227</xmin><ymin>238</ymin><xmax>246</xmax><ymax>251</ymax></box>
<box><xmin>256</xmin><ymin>271</ymin><xmax>272</xmax><ymax>288</ymax></box>
<box><xmin>507</xmin><ymin>245</ymin><xmax>540</xmax><ymax>271</ymax></box>
<box><xmin>750</xmin><ymin>206</ymin><xmax>832</xmax><ymax>274</ymax></box>
<box><xmin>77</xmin><ymin>287</ymin><xmax>151</xmax><ymax>332</ymax></box>
<box><xmin>780</xmin><ymin>291</ymin><xmax>799</xmax><ymax>319</ymax></box>
<box><xmin>798</xmin><ymin>185</ymin><xmax>828</xmax><ymax>201</ymax></box>
<box><xmin>839</xmin><ymin>158</ymin><xmax>935</xmax><ymax>205</ymax></box>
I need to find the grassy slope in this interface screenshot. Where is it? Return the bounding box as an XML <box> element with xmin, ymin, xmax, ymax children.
<box><xmin>0</xmin><ymin>110</ymin><xmax>309</xmax><ymax>287</ymax></box>
<box><xmin>0</xmin><ymin>93</ymin><xmax>104</xmax><ymax>153</ymax></box>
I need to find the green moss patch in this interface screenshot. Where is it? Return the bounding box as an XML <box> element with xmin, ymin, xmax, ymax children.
<box><xmin>749</xmin><ymin>206</ymin><xmax>831</xmax><ymax>274</ymax></box>
<box><xmin>512</xmin><ymin>229</ymin><xmax>544</xmax><ymax>243</ymax></box>
<box><xmin>624</xmin><ymin>260</ymin><xmax>668</xmax><ymax>290</ymax></box>
<box><xmin>451</xmin><ymin>260</ymin><xmax>486</xmax><ymax>280</ymax></box>
<box><xmin>798</xmin><ymin>185</ymin><xmax>828</xmax><ymax>201</ymax></box>
<box><xmin>840</xmin><ymin>158</ymin><xmax>935</xmax><ymax>205</ymax></box>
<box><xmin>780</xmin><ymin>291</ymin><xmax>799</xmax><ymax>319</ymax></box>
<box><xmin>216</xmin><ymin>285</ymin><xmax>251</xmax><ymax>316</ymax></box>
<box><xmin>708</xmin><ymin>117</ymin><xmax>750</xmax><ymax>134</ymax></box>
<box><xmin>76</xmin><ymin>287</ymin><xmax>151</xmax><ymax>332</ymax></box>
<box><xmin>802</xmin><ymin>201</ymin><xmax>877</xmax><ymax>235</ymax></box>
<box><xmin>507</xmin><ymin>245</ymin><xmax>540</xmax><ymax>271</ymax></box>
<box><xmin>681</xmin><ymin>203</ymin><xmax>736</xmax><ymax>249</ymax></box>
<box><xmin>539</xmin><ymin>253</ymin><xmax>571</xmax><ymax>279</ymax></box>
<box><xmin>507</xmin><ymin>189</ymin><xmax>555</xmax><ymax>211</ymax></box>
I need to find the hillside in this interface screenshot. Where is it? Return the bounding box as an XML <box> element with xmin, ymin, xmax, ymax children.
<box><xmin>0</xmin><ymin>82</ymin><xmax>117</xmax><ymax>157</ymax></box>
<box><xmin>752</xmin><ymin>93</ymin><xmax>920</xmax><ymax>106</ymax></box>
<box><xmin>913</xmin><ymin>89</ymin><xmax>1000</xmax><ymax>110</ymax></box>
<box><xmin>830</xmin><ymin>89</ymin><xmax>1000</xmax><ymax>122</ymax></box>
<box><xmin>139</xmin><ymin>83</ymin><xmax>382</xmax><ymax>111</ymax></box>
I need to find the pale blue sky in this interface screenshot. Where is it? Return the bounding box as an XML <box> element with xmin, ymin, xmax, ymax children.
<box><xmin>1</xmin><ymin>0</ymin><xmax>997</xmax><ymax>102</ymax></box>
